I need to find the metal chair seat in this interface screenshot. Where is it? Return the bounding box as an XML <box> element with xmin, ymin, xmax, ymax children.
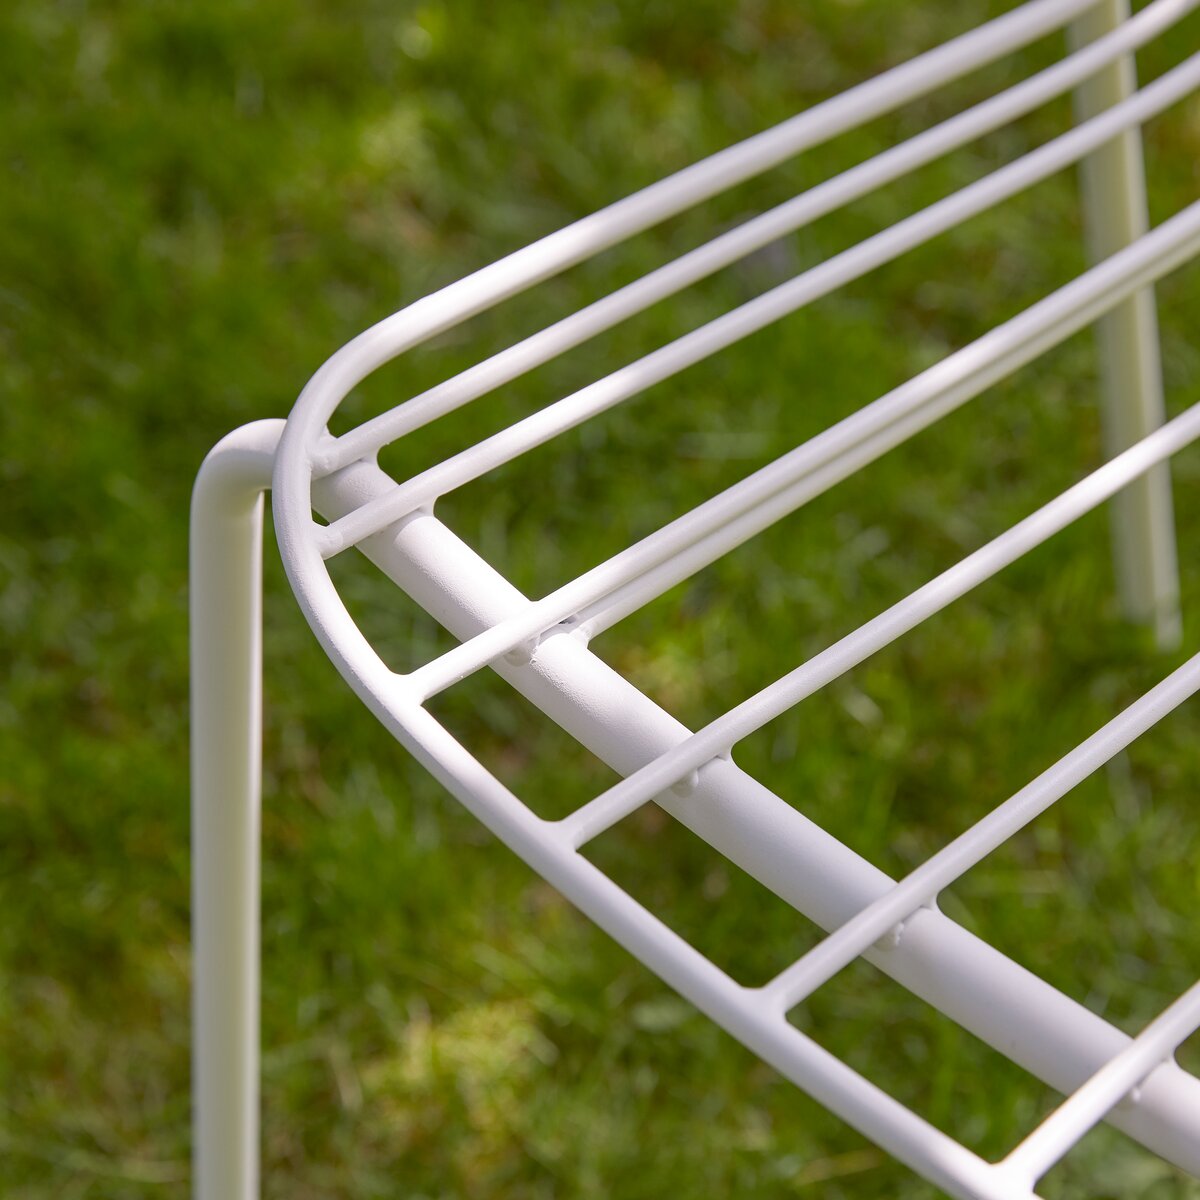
<box><xmin>191</xmin><ymin>2</ymin><xmax>1200</xmax><ymax>1195</ymax></box>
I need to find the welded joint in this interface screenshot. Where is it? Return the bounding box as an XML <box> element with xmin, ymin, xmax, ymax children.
<box><xmin>1115</xmin><ymin>1051</ymin><xmax>1176</xmax><ymax>1112</ymax></box>
<box><xmin>309</xmin><ymin>432</ymin><xmax>346</xmax><ymax>477</ymax></box>
<box><xmin>670</xmin><ymin>769</ymin><xmax>702</xmax><ymax>797</ymax></box>
<box><xmin>670</xmin><ymin>747</ymin><xmax>735</xmax><ymax>797</ymax></box>
<box><xmin>985</xmin><ymin>1161</ymin><xmax>1041</xmax><ymax>1200</ymax></box>
<box><xmin>503</xmin><ymin>615</ymin><xmax>593</xmax><ymax>668</ymax></box>
<box><xmin>873</xmin><ymin>920</ymin><xmax>908</xmax><ymax>953</ymax></box>
<box><xmin>502</xmin><ymin>638</ymin><xmax>540</xmax><ymax>668</ymax></box>
<box><xmin>388</xmin><ymin>671</ymin><xmax>429</xmax><ymax>712</ymax></box>
<box><xmin>873</xmin><ymin>896</ymin><xmax>941</xmax><ymax>954</ymax></box>
<box><xmin>317</xmin><ymin>489</ymin><xmax>434</xmax><ymax>560</ymax></box>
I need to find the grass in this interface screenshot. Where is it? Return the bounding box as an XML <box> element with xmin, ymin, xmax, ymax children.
<box><xmin>3</xmin><ymin>0</ymin><xmax>1200</xmax><ymax>1196</ymax></box>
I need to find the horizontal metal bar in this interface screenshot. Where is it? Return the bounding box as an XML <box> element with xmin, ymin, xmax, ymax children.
<box><xmin>292</xmin><ymin>0</ymin><xmax>1099</xmax><ymax>475</ymax></box>
<box><xmin>1002</xmin><ymin>979</ymin><xmax>1200</xmax><ymax>1185</ymax></box>
<box><xmin>403</xmin><ymin>197</ymin><xmax>1200</xmax><ymax>700</ymax></box>
<box><xmin>557</xmin><ymin>401</ymin><xmax>1200</xmax><ymax>845</ymax></box>
<box><xmin>315</xmin><ymin>0</ymin><xmax>1195</xmax><ymax>478</ymax></box>
<box><xmin>318</xmin><ymin>50</ymin><xmax>1200</xmax><ymax>559</ymax></box>
<box><xmin>759</xmin><ymin>651</ymin><xmax>1200</xmax><ymax>1013</ymax></box>
<box><xmin>309</xmin><ymin>458</ymin><xmax>1200</xmax><ymax>1173</ymax></box>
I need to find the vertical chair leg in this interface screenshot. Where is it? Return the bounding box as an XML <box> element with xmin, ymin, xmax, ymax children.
<box><xmin>190</xmin><ymin>419</ymin><xmax>285</xmax><ymax>1200</ymax></box>
<box><xmin>1069</xmin><ymin>0</ymin><xmax>1181</xmax><ymax>649</ymax></box>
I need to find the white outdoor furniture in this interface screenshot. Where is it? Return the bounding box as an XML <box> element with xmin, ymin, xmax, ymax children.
<box><xmin>191</xmin><ymin>2</ymin><xmax>1200</xmax><ymax>1196</ymax></box>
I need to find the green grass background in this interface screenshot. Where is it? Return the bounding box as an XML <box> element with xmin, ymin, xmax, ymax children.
<box><xmin>3</xmin><ymin>1</ymin><xmax>1200</xmax><ymax>1196</ymax></box>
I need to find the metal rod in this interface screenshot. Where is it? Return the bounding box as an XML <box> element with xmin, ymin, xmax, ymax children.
<box><xmin>190</xmin><ymin>419</ymin><xmax>284</xmax><ymax>1200</ymax></box>
<box><xmin>1070</xmin><ymin>0</ymin><xmax>1181</xmax><ymax>649</ymax></box>
<box><xmin>381</xmin><ymin>705</ymin><xmax>1022</xmax><ymax>1200</ymax></box>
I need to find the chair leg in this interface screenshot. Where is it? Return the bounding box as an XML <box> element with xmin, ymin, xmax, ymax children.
<box><xmin>190</xmin><ymin>419</ymin><xmax>284</xmax><ymax>1200</ymax></box>
<box><xmin>1070</xmin><ymin>0</ymin><xmax>1181</xmax><ymax>649</ymax></box>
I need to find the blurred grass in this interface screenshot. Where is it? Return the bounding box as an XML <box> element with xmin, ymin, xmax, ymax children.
<box><xmin>3</xmin><ymin>1</ymin><xmax>1200</xmax><ymax>1197</ymax></box>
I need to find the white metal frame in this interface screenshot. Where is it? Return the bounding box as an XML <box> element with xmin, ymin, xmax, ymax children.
<box><xmin>191</xmin><ymin>2</ymin><xmax>1200</xmax><ymax>1196</ymax></box>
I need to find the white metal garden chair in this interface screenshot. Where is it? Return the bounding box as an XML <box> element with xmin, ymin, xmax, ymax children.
<box><xmin>191</xmin><ymin>2</ymin><xmax>1200</xmax><ymax>1195</ymax></box>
